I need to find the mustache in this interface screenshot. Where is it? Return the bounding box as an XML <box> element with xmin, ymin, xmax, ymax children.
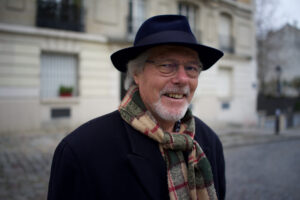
<box><xmin>159</xmin><ymin>85</ymin><xmax>190</xmax><ymax>96</ymax></box>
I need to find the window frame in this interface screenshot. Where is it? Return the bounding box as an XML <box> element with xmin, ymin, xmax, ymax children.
<box><xmin>40</xmin><ymin>51</ymin><xmax>79</xmax><ymax>100</ymax></box>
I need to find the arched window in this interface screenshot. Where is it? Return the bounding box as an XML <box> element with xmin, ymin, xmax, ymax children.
<box><xmin>219</xmin><ymin>13</ymin><xmax>234</xmax><ymax>53</ymax></box>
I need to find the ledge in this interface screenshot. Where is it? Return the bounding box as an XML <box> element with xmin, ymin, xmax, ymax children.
<box><xmin>40</xmin><ymin>97</ymin><xmax>80</xmax><ymax>105</ymax></box>
<box><xmin>0</xmin><ymin>23</ymin><xmax>107</xmax><ymax>43</ymax></box>
<box><xmin>220</xmin><ymin>0</ymin><xmax>253</xmax><ymax>12</ymax></box>
<box><xmin>218</xmin><ymin>96</ymin><xmax>233</xmax><ymax>102</ymax></box>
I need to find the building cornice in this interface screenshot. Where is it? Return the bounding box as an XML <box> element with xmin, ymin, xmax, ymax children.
<box><xmin>219</xmin><ymin>0</ymin><xmax>253</xmax><ymax>14</ymax></box>
<box><xmin>0</xmin><ymin>23</ymin><xmax>107</xmax><ymax>43</ymax></box>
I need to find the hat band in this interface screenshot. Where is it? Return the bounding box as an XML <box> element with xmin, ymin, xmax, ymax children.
<box><xmin>134</xmin><ymin>30</ymin><xmax>197</xmax><ymax>46</ymax></box>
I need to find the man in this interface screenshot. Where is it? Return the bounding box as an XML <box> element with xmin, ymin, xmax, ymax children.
<box><xmin>47</xmin><ymin>15</ymin><xmax>225</xmax><ymax>200</ymax></box>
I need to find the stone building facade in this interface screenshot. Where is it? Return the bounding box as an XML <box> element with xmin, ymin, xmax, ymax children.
<box><xmin>0</xmin><ymin>0</ymin><xmax>257</xmax><ymax>133</ymax></box>
<box><xmin>264</xmin><ymin>24</ymin><xmax>300</xmax><ymax>96</ymax></box>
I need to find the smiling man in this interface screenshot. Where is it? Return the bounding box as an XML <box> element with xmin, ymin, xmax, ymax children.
<box><xmin>48</xmin><ymin>15</ymin><xmax>226</xmax><ymax>200</ymax></box>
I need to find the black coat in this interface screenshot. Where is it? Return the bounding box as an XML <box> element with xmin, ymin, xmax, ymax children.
<box><xmin>47</xmin><ymin>110</ymin><xmax>226</xmax><ymax>200</ymax></box>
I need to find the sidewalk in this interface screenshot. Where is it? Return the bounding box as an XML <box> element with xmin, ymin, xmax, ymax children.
<box><xmin>216</xmin><ymin>126</ymin><xmax>300</xmax><ymax>148</ymax></box>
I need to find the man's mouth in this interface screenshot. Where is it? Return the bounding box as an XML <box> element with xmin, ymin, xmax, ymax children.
<box><xmin>160</xmin><ymin>86</ymin><xmax>190</xmax><ymax>100</ymax></box>
<box><xmin>164</xmin><ymin>93</ymin><xmax>185</xmax><ymax>99</ymax></box>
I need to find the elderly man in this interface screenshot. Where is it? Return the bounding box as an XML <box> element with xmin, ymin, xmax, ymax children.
<box><xmin>47</xmin><ymin>15</ymin><xmax>225</xmax><ymax>200</ymax></box>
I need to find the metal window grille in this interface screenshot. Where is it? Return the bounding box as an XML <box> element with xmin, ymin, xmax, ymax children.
<box><xmin>40</xmin><ymin>52</ymin><xmax>78</xmax><ymax>98</ymax></box>
<box><xmin>36</xmin><ymin>0</ymin><xmax>84</xmax><ymax>32</ymax></box>
<box><xmin>51</xmin><ymin>108</ymin><xmax>71</xmax><ymax>118</ymax></box>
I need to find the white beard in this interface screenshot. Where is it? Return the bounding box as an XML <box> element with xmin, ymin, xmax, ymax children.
<box><xmin>152</xmin><ymin>99</ymin><xmax>189</xmax><ymax>122</ymax></box>
<box><xmin>151</xmin><ymin>85</ymin><xmax>190</xmax><ymax>122</ymax></box>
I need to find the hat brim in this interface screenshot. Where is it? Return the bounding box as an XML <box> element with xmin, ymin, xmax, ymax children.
<box><xmin>111</xmin><ymin>42</ymin><xmax>223</xmax><ymax>72</ymax></box>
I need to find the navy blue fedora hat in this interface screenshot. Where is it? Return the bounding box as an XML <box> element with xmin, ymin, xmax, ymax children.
<box><xmin>111</xmin><ymin>15</ymin><xmax>223</xmax><ymax>72</ymax></box>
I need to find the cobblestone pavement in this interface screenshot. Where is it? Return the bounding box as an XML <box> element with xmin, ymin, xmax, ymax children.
<box><xmin>0</xmin><ymin>130</ymin><xmax>299</xmax><ymax>200</ymax></box>
<box><xmin>225</xmin><ymin>139</ymin><xmax>300</xmax><ymax>200</ymax></box>
<box><xmin>0</xmin><ymin>132</ymin><xmax>67</xmax><ymax>200</ymax></box>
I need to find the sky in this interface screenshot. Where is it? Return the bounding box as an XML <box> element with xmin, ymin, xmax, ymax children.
<box><xmin>275</xmin><ymin>0</ymin><xmax>300</xmax><ymax>29</ymax></box>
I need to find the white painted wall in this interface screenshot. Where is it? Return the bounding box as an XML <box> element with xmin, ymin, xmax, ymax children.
<box><xmin>0</xmin><ymin>25</ymin><xmax>119</xmax><ymax>133</ymax></box>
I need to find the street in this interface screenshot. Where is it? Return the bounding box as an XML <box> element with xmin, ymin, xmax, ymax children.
<box><xmin>225</xmin><ymin>139</ymin><xmax>300</xmax><ymax>200</ymax></box>
<box><xmin>0</xmin><ymin>131</ymin><xmax>299</xmax><ymax>200</ymax></box>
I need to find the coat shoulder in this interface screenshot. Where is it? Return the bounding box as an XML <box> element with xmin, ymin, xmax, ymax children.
<box><xmin>61</xmin><ymin>110</ymin><xmax>125</xmax><ymax>150</ymax></box>
<box><xmin>193</xmin><ymin>116</ymin><xmax>226</xmax><ymax>200</ymax></box>
<box><xmin>193</xmin><ymin>116</ymin><xmax>222</xmax><ymax>148</ymax></box>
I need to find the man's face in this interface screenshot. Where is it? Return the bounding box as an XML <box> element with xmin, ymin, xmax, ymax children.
<box><xmin>134</xmin><ymin>45</ymin><xmax>200</xmax><ymax>125</ymax></box>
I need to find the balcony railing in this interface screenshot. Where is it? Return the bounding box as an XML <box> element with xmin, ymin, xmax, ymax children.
<box><xmin>36</xmin><ymin>0</ymin><xmax>84</xmax><ymax>32</ymax></box>
<box><xmin>219</xmin><ymin>34</ymin><xmax>235</xmax><ymax>53</ymax></box>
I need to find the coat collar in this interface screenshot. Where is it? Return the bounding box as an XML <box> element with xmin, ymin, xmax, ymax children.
<box><xmin>123</xmin><ymin>121</ymin><xmax>169</xmax><ymax>200</ymax></box>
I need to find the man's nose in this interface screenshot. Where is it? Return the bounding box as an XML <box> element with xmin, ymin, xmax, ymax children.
<box><xmin>171</xmin><ymin>65</ymin><xmax>189</xmax><ymax>84</ymax></box>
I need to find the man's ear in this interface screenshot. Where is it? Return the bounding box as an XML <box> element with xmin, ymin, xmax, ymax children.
<box><xmin>133</xmin><ymin>73</ymin><xmax>140</xmax><ymax>85</ymax></box>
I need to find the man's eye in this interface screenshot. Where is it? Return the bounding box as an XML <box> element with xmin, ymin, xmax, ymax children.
<box><xmin>186</xmin><ymin>65</ymin><xmax>199</xmax><ymax>72</ymax></box>
<box><xmin>160</xmin><ymin>63</ymin><xmax>173</xmax><ymax>68</ymax></box>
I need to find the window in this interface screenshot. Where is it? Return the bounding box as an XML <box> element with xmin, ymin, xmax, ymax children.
<box><xmin>217</xmin><ymin>67</ymin><xmax>233</xmax><ymax>98</ymax></box>
<box><xmin>178</xmin><ymin>2</ymin><xmax>201</xmax><ymax>41</ymax></box>
<box><xmin>40</xmin><ymin>52</ymin><xmax>78</xmax><ymax>98</ymax></box>
<box><xmin>36</xmin><ymin>0</ymin><xmax>84</xmax><ymax>32</ymax></box>
<box><xmin>128</xmin><ymin>0</ymin><xmax>146</xmax><ymax>38</ymax></box>
<box><xmin>219</xmin><ymin>13</ymin><xmax>234</xmax><ymax>53</ymax></box>
<box><xmin>218</xmin><ymin>67</ymin><xmax>233</xmax><ymax>110</ymax></box>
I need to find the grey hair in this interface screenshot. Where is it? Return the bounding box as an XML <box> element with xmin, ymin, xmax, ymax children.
<box><xmin>124</xmin><ymin>50</ymin><xmax>150</xmax><ymax>90</ymax></box>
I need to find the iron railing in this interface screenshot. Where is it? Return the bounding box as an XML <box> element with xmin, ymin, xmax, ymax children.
<box><xmin>36</xmin><ymin>0</ymin><xmax>84</xmax><ymax>32</ymax></box>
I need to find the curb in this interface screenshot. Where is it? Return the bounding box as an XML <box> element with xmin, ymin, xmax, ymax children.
<box><xmin>220</xmin><ymin>133</ymin><xmax>300</xmax><ymax>149</ymax></box>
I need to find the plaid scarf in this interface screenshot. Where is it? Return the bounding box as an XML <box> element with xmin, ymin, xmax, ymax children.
<box><xmin>119</xmin><ymin>85</ymin><xmax>217</xmax><ymax>200</ymax></box>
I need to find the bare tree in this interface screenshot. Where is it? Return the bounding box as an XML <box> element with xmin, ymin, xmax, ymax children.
<box><xmin>255</xmin><ymin>0</ymin><xmax>279</xmax><ymax>94</ymax></box>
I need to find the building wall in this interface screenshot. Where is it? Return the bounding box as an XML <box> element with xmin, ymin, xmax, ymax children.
<box><xmin>84</xmin><ymin>0</ymin><xmax>128</xmax><ymax>38</ymax></box>
<box><xmin>193</xmin><ymin>56</ymin><xmax>257</xmax><ymax>127</ymax></box>
<box><xmin>0</xmin><ymin>0</ymin><xmax>257</xmax><ymax>133</ymax></box>
<box><xmin>0</xmin><ymin>0</ymin><xmax>36</xmax><ymax>27</ymax></box>
<box><xmin>0</xmin><ymin>24</ymin><xmax>119</xmax><ymax>133</ymax></box>
<box><xmin>190</xmin><ymin>0</ymin><xmax>257</xmax><ymax>127</ymax></box>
